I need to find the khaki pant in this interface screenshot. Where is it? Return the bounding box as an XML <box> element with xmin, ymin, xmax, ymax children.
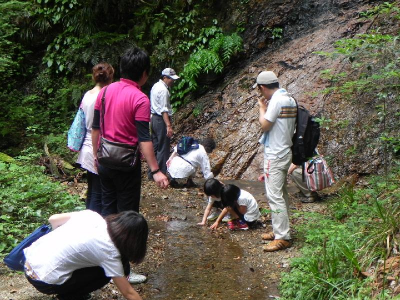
<box><xmin>290</xmin><ymin>167</ymin><xmax>319</xmax><ymax>199</ymax></box>
<box><xmin>264</xmin><ymin>151</ymin><xmax>292</xmax><ymax>240</ymax></box>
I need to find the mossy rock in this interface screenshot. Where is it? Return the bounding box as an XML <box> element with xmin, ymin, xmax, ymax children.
<box><xmin>0</xmin><ymin>152</ymin><xmax>14</xmax><ymax>163</ymax></box>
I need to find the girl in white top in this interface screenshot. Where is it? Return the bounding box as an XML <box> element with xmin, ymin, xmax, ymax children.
<box><xmin>76</xmin><ymin>63</ymin><xmax>114</xmax><ymax>214</ymax></box>
<box><xmin>199</xmin><ymin>179</ymin><xmax>261</xmax><ymax>231</ymax></box>
<box><xmin>210</xmin><ymin>184</ymin><xmax>261</xmax><ymax>231</ymax></box>
<box><xmin>24</xmin><ymin>210</ymin><xmax>147</xmax><ymax>300</ymax></box>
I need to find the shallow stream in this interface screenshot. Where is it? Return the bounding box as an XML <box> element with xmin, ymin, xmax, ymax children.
<box><xmin>141</xmin><ymin>180</ymin><xmax>284</xmax><ymax>300</ymax></box>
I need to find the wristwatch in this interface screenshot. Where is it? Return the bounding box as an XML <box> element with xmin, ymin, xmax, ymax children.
<box><xmin>151</xmin><ymin>168</ymin><xmax>160</xmax><ymax>176</ymax></box>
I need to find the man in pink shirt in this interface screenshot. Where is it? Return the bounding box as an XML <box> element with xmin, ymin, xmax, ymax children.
<box><xmin>92</xmin><ymin>47</ymin><xmax>169</xmax><ymax>217</ymax></box>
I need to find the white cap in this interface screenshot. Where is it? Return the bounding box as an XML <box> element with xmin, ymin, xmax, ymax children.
<box><xmin>252</xmin><ymin>71</ymin><xmax>278</xmax><ymax>88</ymax></box>
<box><xmin>161</xmin><ymin>68</ymin><xmax>180</xmax><ymax>80</ymax></box>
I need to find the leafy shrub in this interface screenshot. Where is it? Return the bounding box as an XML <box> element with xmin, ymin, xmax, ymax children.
<box><xmin>280</xmin><ymin>168</ymin><xmax>400</xmax><ymax>299</ymax></box>
<box><xmin>0</xmin><ymin>159</ymin><xmax>83</xmax><ymax>257</ymax></box>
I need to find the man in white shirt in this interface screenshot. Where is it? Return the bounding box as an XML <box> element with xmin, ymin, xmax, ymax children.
<box><xmin>254</xmin><ymin>71</ymin><xmax>297</xmax><ymax>252</ymax></box>
<box><xmin>166</xmin><ymin>138</ymin><xmax>216</xmax><ymax>187</ymax></box>
<box><xmin>148</xmin><ymin>68</ymin><xmax>179</xmax><ymax>178</ymax></box>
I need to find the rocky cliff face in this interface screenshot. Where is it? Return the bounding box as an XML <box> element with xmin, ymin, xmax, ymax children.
<box><xmin>173</xmin><ymin>0</ymin><xmax>395</xmax><ymax>180</ymax></box>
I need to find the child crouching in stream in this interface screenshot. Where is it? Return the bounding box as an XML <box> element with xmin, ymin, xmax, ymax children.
<box><xmin>198</xmin><ymin>179</ymin><xmax>261</xmax><ymax>230</ymax></box>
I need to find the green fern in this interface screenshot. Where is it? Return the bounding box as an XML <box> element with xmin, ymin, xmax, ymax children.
<box><xmin>172</xmin><ymin>29</ymin><xmax>243</xmax><ymax>106</ymax></box>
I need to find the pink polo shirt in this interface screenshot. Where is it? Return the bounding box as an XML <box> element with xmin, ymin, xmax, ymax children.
<box><xmin>94</xmin><ymin>78</ymin><xmax>150</xmax><ymax>146</ymax></box>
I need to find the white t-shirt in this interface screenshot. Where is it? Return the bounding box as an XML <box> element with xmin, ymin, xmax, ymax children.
<box><xmin>150</xmin><ymin>80</ymin><xmax>172</xmax><ymax>116</ymax></box>
<box><xmin>167</xmin><ymin>145</ymin><xmax>214</xmax><ymax>180</ymax></box>
<box><xmin>76</xmin><ymin>90</ymin><xmax>99</xmax><ymax>174</ymax></box>
<box><xmin>237</xmin><ymin>189</ymin><xmax>261</xmax><ymax>222</ymax></box>
<box><xmin>24</xmin><ymin>210</ymin><xmax>124</xmax><ymax>285</ymax></box>
<box><xmin>207</xmin><ymin>189</ymin><xmax>261</xmax><ymax>222</ymax></box>
<box><xmin>264</xmin><ymin>88</ymin><xmax>297</xmax><ymax>159</ymax></box>
<box><xmin>207</xmin><ymin>196</ymin><xmax>221</xmax><ymax>205</ymax></box>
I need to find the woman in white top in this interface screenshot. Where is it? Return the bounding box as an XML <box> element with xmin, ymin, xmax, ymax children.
<box><xmin>23</xmin><ymin>210</ymin><xmax>147</xmax><ymax>300</ymax></box>
<box><xmin>76</xmin><ymin>63</ymin><xmax>114</xmax><ymax>213</ymax></box>
<box><xmin>166</xmin><ymin>137</ymin><xmax>216</xmax><ymax>187</ymax></box>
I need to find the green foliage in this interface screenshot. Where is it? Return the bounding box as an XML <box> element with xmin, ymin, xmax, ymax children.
<box><xmin>132</xmin><ymin>2</ymin><xmax>244</xmax><ymax>107</ymax></box>
<box><xmin>267</xmin><ymin>27</ymin><xmax>283</xmax><ymax>40</ymax></box>
<box><xmin>172</xmin><ymin>29</ymin><xmax>243</xmax><ymax>106</ymax></box>
<box><xmin>1</xmin><ymin>0</ymin><xmax>244</xmax><ymax>149</ymax></box>
<box><xmin>316</xmin><ymin>2</ymin><xmax>400</xmax><ymax>172</ymax></box>
<box><xmin>260</xmin><ymin>208</ymin><xmax>273</xmax><ymax>215</ymax></box>
<box><xmin>359</xmin><ymin>2</ymin><xmax>400</xmax><ymax>19</ymax></box>
<box><xmin>281</xmin><ymin>168</ymin><xmax>400</xmax><ymax>299</ymax></box>
<box><xmin>315</xmin><ymin>116</ymin><xmax>332</xmax><ymax>130</ymax></box>
<box><xmin>0</xmin><ymin>152</ymin><xmax>14</xmax><ymax>163</ymax></box>
<box><xmin>0</xmin><ymin>159</ymin><xmax>83</xmax><ymax>257</ymax></box>
<box><xmin>345</xmin><ymin>145</ymin><xmax>357</xmax><ymax>157</ymax></box>
<box><xmin>0</xmin><ymin>0</ymin><xmax>32</xmax><ymax>84</ymax></box>
<box><xmin>192</xmin><ymin>103</ymin><xmax>204</xmax><ymax>118</ymax></box>
<box><xmin>330</xmin><ymin>184</ymin><xmax>357</xmax><ymax>220</ymax></box>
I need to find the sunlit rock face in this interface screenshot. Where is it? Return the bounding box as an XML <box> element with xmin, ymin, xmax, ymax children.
<box><xmin>173</xmin><ymin>0</ymin><xmax>393</xmax><ymax>180</ymax></box>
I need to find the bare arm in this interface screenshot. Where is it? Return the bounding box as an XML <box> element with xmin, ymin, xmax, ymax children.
<box><xmin>113</xmin><ymin>276</ymin><xmax>143</xmax><ymax>300</ymax></box>
<box><xmin>92</xmin><ymin>128</ymin><xmax>100</xmax><ymax>158</ymax></box>
<box><xmin>210</xmin><ymin>207</ymin><xmax>228</xmax><ymax>230</ymax></box>
<box><xmin>166</xmin><ymin>151</ymin><xmax>178</xmax><ymax>168</ymax></box>
<box><xmin>139</xmin><ymin>141</ymin><xmax>169</xmax><ymax>188</ymax></box>
<box><xmin>162</xmin><ymin>112</ymin><xmax>173</xmax><ymax>138</ymax></box>
<box><xmin>91</xmin><ymin>128</ymin><xmax>101</xmax><ymax>172</ymax></box>
<box><xmin>258</xmin><ymin>98</ymin><xmax>274</xmax><ymax>132</ymax></box>
<box><xmin>48</xmin><ymin>212</ymin><xmax>76</xmax><ymax>230</ymax></box>
<box><xmin>198</xmin><ymin>202</ymin><xmax>214</xmax><ymax>226</ymax></box>
<box><xmin>288</xmin><ymin>163</ymin><xmax>298</xmax><ymax>175</ymax></box>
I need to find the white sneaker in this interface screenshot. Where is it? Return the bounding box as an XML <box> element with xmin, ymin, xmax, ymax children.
<box><xmin>127</xmin><ymin>272</ymin><xmax>147</xmax><ymax>284</ymax></box>
<box><xmin>222</xmin><ymin>213</ymin><xmax>232</xmax><ymax>223</ymax></box>
<box><xmin>207</xmin><ymin>210</ymin><xmax>220</xmax><ymax>221</ymax></box>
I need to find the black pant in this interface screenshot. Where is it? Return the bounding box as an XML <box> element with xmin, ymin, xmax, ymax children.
<box><xmin>98</xmin><ymin>160</ymin><xmax>142</xmax><ymax>216</ymax></box>
<box><xmin>86</xmin><ymin>171</ymin><xmax>102</xmax><ymax>214</ymax></box>
<box><xmin>26</xmin><ymin>266</ymin><xmax>110</xmax><ymax>299</ymax></box>
<box><xmin>149</xmin><ymin>114</ymin><xmax>170</xmax><ymax>175</ymax></box>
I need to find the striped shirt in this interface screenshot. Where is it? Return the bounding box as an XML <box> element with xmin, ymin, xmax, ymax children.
<box><xmin>263</xmin><ymin>88</ymin><xmax>297</xmax><ymax>159</ymax></box>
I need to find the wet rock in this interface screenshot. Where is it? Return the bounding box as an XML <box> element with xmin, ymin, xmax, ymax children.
<box><xmin>172</xmin><ymin>0</ymin><xmax>390</xmax><ymax>181</ymax></box>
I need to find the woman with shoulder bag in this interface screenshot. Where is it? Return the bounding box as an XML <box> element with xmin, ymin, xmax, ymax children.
<box><xmin>77</xmin><ymin>63</ymin><xmax>114</xmax><ymax>214</ymax></box>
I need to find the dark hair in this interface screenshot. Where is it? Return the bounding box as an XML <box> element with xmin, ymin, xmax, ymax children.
<box><xmin>221</xmin><ymin>184</ymin><xmax>241</xmax><ymax>208</ymax></box>
<box><xmin>106</xmin><ymin>211</ymin><xmax>148</xmax><ymax>264</ymax></box>
<box><xmin>120</xmin><ymin>46</ymin><xmax>150</xmax><ymax>82</ymax></box>
<box><xmin>200</xmin><ymin>138</ymin><xmax>216</xmax><ymax>154</ymax></box>
<box><xmin>92</xmin><ymin>62</ymin><xmax>114</xmax><ymax>86</ymax></box>
<box><xmin>259</xmin><ymin>82</ymin><xmax>280</xmax><ymax>90</ymax></box>
<box><xmin>203</xmin><ymin>178</ymin><xmax>223</xmax><ymax>198</ymax></box>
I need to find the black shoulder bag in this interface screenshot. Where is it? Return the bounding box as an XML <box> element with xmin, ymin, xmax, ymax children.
<box><xmin>97</xmin><ymin>87</ymin><xmax>140</xmax><ymax>171</ymax></box>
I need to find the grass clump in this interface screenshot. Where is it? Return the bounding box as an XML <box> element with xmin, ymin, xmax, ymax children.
<box><xmin>280</xmin><ymin>168</ymin><xmax>400</xmax><ymax>299</ymax></box>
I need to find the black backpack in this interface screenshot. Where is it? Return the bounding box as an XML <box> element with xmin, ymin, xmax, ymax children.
<box><xmin>291</xmin><ymin>102</ymin><xmax>320</xmax><ymax>166</ymax></box>
<box><xmin>177</xmin><ymin>136</ymin><xmax>199</xmax><ymax>155</ymax></box>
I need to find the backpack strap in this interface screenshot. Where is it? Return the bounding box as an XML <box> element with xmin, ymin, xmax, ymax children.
<box><xmin>178</xmin><ymin>154</ymin><xmax>194</xmax><ymax>167</ymax></box>
<box><xmin>100</xmin><ymin>86</ymin><xmax>109</xmax><ymax>136</ymax></box>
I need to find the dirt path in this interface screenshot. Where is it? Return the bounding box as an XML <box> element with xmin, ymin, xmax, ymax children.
<box><xmin>0</xmin><ymin>178</ymin><xmax>326</xmax><ymax>300</ymax></box>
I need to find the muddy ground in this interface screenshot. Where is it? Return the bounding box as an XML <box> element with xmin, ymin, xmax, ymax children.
<box><xmin>0</xmin><ymin>177</ymin><xmax>329</xmax><ymax>300</ymax></box>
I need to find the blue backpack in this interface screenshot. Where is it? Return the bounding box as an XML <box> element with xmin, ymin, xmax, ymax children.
<box><xmin>67</xmin><ymin>108</ymin><xmax>86</xmax><ymax>152</ymax></box>
<box><xmin>3</xmin><ymin>224</ymin><xmax>51</xmax><ymax>271</ymax></box>
<box><xmin>177</xmin><ymin>136</ymin><xmax>199</xmax><ymax>155</ymax></box>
